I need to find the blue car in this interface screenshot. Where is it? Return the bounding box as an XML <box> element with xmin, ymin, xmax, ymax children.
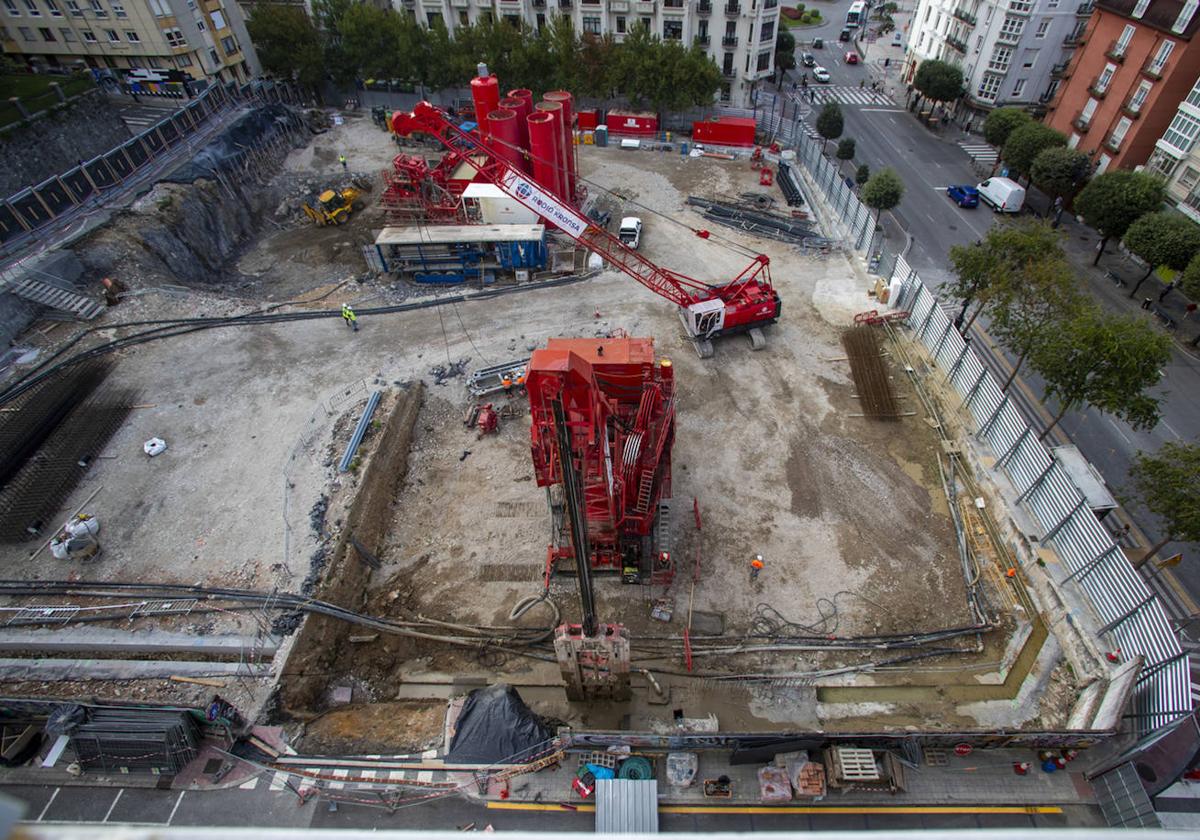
<box><xmin>947</xmin><ymin>185</ymin><xmax>979</xmax><ymax>208</ymax></box>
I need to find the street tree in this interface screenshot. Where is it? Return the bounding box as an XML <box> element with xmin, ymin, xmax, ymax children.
<box><xmin>861</xmin><ymin>168</ymin><xmax>904</xmax><ymax>224</ymax></box>
<box><xmin>776</xmin><ymin>29</ymin><xmax>796</xmax><ymax>77</ymax></box>
<box><xmin>1029</xmin><ymin>305</ymin><xmax>1172</xmax><ymax>440</ymax></box>
<box><xmin>1030</xmin><ymin>146</ymin><xmax>1091</xmax><ymax>204</ymax></box>
<box><xmin>1127</xmin><ymin>442</ymin><xmax>1200</xmax><ymax>569</ymax></box>
<box><xmin>246</xmin><ymin>5</ymin><xmax>325</xmax><ymax>91</ymax></box>
<box><xmin>1003</xmin><ymin>122</ymin><xmax>1066</xmax><ymax>185</ymax></box>
<box><xmin>855</xmin><ymin>163</ymin><xmax>871</xmax><ymax>186</ymax></box>
<box><xmin>911</xmin><ymin>59</ymin><xmax>963</xmax><ymax>112</ymax></box>
<box><xmin>989</xmin><ymin>257</ymin><xmax>1086</xmax><ymax>390</ymax></box>
<box><xmin>338</xmin><ymin>4</ymin><xmax>406</xmax><ymax>80</ymax></box>
<box><xmin>946</xmin><ymin>220</ymin><xmax>1064</xmax><ymax>333</ymax></box>
<box><xmin>1122</xmin><ymin>210</ymin><xmax>1200</xmax><ymax>298</ymax></box>
<box><xmin>1073</xmin><ymin>170</ymin><xmax>1166</xmax><ymax>265</ymax></box>
<box><xmin>983</xmin><ymin>106</ymin><xmax>1031</xmax><ymax>148</ymax></box>
<box><xmin>816</xmin><ymin>102</ymin><xmax>844</xmax><ymax>155</ymax></box>
<box><xmin>836</xmin><ymin>137</ymin><xmax>856</xmax><ymax>166</ymax></box>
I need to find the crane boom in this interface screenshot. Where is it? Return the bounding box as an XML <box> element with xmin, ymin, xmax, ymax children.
<box><xmin>391</xmin><ymin>102</ymin><xmax>782</xmax><ymax>354</ymax></box>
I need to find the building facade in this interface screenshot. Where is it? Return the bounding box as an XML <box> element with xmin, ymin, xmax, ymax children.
<box><xmin>1044</xmin><ymin>0</ymin><xmax>1200</xmax><ymax>173</ymax></box>
<box><xmin>1147</xmin><ymin>75</ymin><xmax>1200</xmax><ymax>220</ymax></box>
<box><xmin>399</xmin><ymin>0</ymin><xmax>779</xmax><ymax>108</ymax></box>
<box><xmin>0</xmin><ymin>0</ymin><xmax>260</xmax><ymax>86</ymax></box>
<box><xmin>903</xmin><ymin>0</ymin><xmax>1086</xmax><ymax>117</ymax></box>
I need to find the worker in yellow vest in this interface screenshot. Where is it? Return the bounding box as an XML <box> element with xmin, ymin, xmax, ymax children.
<box><xmin>341</xmin><ymin>303</ymin><xmax>358</xmax><ymax>331</ymax></box>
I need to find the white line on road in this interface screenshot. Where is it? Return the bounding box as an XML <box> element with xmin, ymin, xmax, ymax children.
<box><xmin>36</xmin><ymin>788</ymin><xmax>60</xmax><ymax>821</ymax></box>
<box><xmin>1162</xmin><ymin>420</ymin><xmax>1182</xmax><ymax>440</ymax></box>
<box><xmin>166</xmin><ymin>790</ymin><xmax>186</xmax><ymax>825</ymax></box>
<box><xmin>1107</xmin><ymin>416</ymin><xmax>1133</xmax><ymax>445</ymax></box>
<box><xmin>102</xmin><ymin>789</ymin><xmax>124</xmax><ymax>822</ymax></box>
<box><xmin>859</xmin><ymin>108</ymin><xmax>905</xmax><ymax>112</ymax></box>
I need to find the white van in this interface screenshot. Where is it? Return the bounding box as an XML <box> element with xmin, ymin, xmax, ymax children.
<box><xmin>976</xmin><ymin>177</ymin><xmax>1026</xmax><ymax>214</ymax></box>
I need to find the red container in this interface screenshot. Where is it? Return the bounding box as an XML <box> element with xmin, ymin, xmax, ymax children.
<box><xmin>577</xmin><ymin>108</ymin><xmax>600</xmax><ymax>131</ymax></box>
<box><xmin>528</xmin><ymin>111</ymin><xmax>566</xmax><ymax>201</ymax></box>
<box><xmin>487</xmin><ymin>109</ymin><xmax>526</xmax><ymax>174</ymax></box>
<box><xmin>470</xmin><ymin>73</ymin><xmax>501</xmax><ymax>139</ymax></box>
<box><xmin>605</xmin><ymin>110</ymin><xmax>658</xmax><ymax>137</ymax></box>
<box><xmin>535</xmin><ymin>100</ymin><xmax>569</xmax><ymax>201</ymax></box>
<box><xmin>543</xmin><ymin>90</ymin><xmax>576</xmax><ymax>202</ymax></box>
<box><xmin>499</xmin><ymin>96</ymin><xmax>531</xmax><ymax>170</ymax></box>
<box><xmin>507</xmin><ymin>88</ymin><xmax>534</xmax><ymax>118</ymax></box>
<box><xmin>691</xmin><ymin>116</ymin><xmax>757</xmax><ymax>148</ymax></box>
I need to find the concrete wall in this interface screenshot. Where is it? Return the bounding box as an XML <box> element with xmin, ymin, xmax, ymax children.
<box><xmin>0</xmin><ymin>93</ymin><xmax>132</xmax><ymax>199</ymax></box>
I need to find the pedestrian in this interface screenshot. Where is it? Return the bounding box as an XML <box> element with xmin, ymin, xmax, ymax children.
<box><xmin>1159</xmin><ymin>280</ymin><xmax>1176</xmax><ymax>302</ymax></box>
<box><xmin>339</xmin><ymin>153</ymin><xmax>348</xmax><ymax>171</ymax></box>
<box><xmin>341</xmin><ymin>303</ymin><xmax>358</xmax><ymax>331</ymax></box>
<box><xmin>1051</xmin><ymin>195</ymin><xmax>1064</xmax><ymax>229</ymax></box>
<box><xmin>1185</xmin><ymin>302</ymin><xmax>1198</xmax><ymax>319</ymax></box>
<box><xmin>750</xmin><ymin>554</ymin><xmax>764</xmax><ymax>581</ymax></box>
<box><xmin>859</xmin><ymin>79</ymin><xmax>865</xmax><ymax>88</ymax></box>
<box><xmin>1141</xmin><ymin>297</ymin><xmax>1153</xmax><ymax>310</ymax></box>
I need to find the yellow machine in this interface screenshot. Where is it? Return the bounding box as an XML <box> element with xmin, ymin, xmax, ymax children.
<box><xmin>303</xmin><ymin>184</ymin><xmax>367</xmax><ymax>226</ymax></box>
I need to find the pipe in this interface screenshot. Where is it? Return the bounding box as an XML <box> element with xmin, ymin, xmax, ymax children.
<box><xmin>338</xmin><ymin>390</ymin><xmax>382</xmax><ymax>472</ymax></box>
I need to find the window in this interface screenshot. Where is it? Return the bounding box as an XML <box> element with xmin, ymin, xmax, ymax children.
<box><xmin>1068</xmin><ymin>132</ymin><xmax>1080</xmax><ymax>148</ymax></box>
<box><xmin>1149</xmin><ymin>40</ymin><xmax>1175</xmax><ymax>73</ymax></box>
<box><xmin>663</xmin><ymin>18</ymin><xmax>681</xmax><ymax>38</ymax></box>
<box><xmin>1035</xmin><ymin>18</ymin><xmax>1048</xmax><ymax>37</ymax></box>
<box><xmin>1187</xmin><ymin>77</ymin><xmax>1200</xmax><ymax>108</ymax></box>
<box><xmin>110</xmin><ymin>0</ymin><xmax>123</xmax><ymax>14</ymax></box>
<box><xmin>988</xmin><ymin>45</ymin><xmax>1012</xmax><ymax>71</ymax></box>
<box><xmin>175</xmin><ymin>51</ymin><xmax>191</xmax><ymax>66</ymax></box>
<box><xmin>58</xmin><ymin>25</ymin><xmax>71</xmax><ymax>37</ymax></box>
<box><xmin>147</xmin><ymin>0</ymin><xmax>166</xmax><ymax>14</ymax></box>
<box><xmin>220</xmin><ymin>33</ymin><xmax>235</xmax><ymax>53</ymax></box>
<box><xmin>641</xmin><ymin>15</ymin><xmax>650</xmax><ymax>27</ymax></box>
<box><xmin>195</xmin><ymin>18</ymin><xmax>204</xmax><ymax>29</ymax></box>
<box><xmin>998</xmin><ymin>15</ymin><xmax>1024</xmax><ymax>39</ymax></box>
<box><xmin>1022</xmin><ymin>48</ymin><xmax>1037</xmax><ymax>67</ymax></box>
<box><xmin>1114</xmin><ymin>23</ymin><xmax>1134</xmax><ymax>55</ymax></box>
<box><xmin>210</xmin><ymin>8</ymin><xmax>224</xmax><ymax>28</ymax></box>
<box><xmin>37</xmin><ymin>23</ymin><xmax>50</xmax><ymax>35</ymax></box>
<box><xmin>1147</xmin><ymin>148</ymin><xmax>1180</xmax><ymax>179</ymax></box>
<box><xmin>89</xmin><ymin>0</ymin><xmax>104</xmax><ymax>15</ymax></box>
<box><xmin>1095</xmin><ymin>62</ymin><xmax>1115</xmax><ymax>92</ymax></box>
<box><xmin>583</xmin><ymin>14</ymin><xmax>599</xmax><ymax>32</ymax></box>
<box><xmin>45</xmin><ymin>0</ymin><xmax>59</xmax><ymax>14</ymax></box>
<box><xmin>1132</xmin><ymin>0</ymin><xmax>1149</xmax><ymax>17</ymax></box>
<box><xmin>1012</xmin><ymin>77</ymin><xmax>1026</xmax><ymax>97</ymax></box>
<box><xmin>1173</xmin><ymin>0</ymin><xmax>1198</xmax><ymax>32</ymax></box>
<box><xmin>615</xmin><ymin>14</ymin><xmax>625</xmax><ymax>31</ymax></box>
<box><xmin>3</xmin><ymin>0</ymin><xmax>19</xmax><ymax>16</ymax></box>
<box><xmin>81</xmin><ymin>25</ymin><xmax>94</xmax><ymax>39</ymax></box>
<box><xmin>1180</xmin><ymin>166</ymin><xmax>1200</xmax><ymax>190</ymax></box>
<box><xmin>760</xmin><ymin>19</ymin><xmax>772</xmax><ymax>40</ymax></box>
<box><xmin>460</xmin><ymin>10</ymin><xmax>469</xmax><ymax>25</ymax></box>
<box><xmin>163</xmin><ymin>26</ymin><xmax>183</xmax><ymax>45</ymax></box>
<box><xmin>104</xmin><ymin>26</ymin><xmax>116</xmax><ymax>38</ymax></box>
<box><xmin>65</xmin><ymin>0</ymin><xmax>80</xmax><ymax>14</ymax></box>
<box><xmin>1108</xmin><ymin>116</ymin><xmax>1132</xmax><ymax>147</ymax></box>
<box><xmin>977</xmin><ymin>73</ymin><xmax>1002</xmax><ymax>100</ymax></box>
<box><xmin>756</xmin><ymin>50</ymin><xmax>770</xmax><ymax>70</ymax></box>
<box><xmin>1128</xmin><ymin>79</ymin><xmax>1151</xmax><ymax>112</ymax></box>
<box><xmin>23</xmin><ymin>0</ymin><xmax>39</xmax><ymax>16</ymax></box>
<box><xmin>1079</xmin><ymin>96</ymin><xmax>1097</xmax><ymax>122</ymax></box>
<box><xmin>1095</xmin><ymin>153</ymin><xmax>1111</xmax><ymax>174</ymax></box>
<box><xmin>426</xmin><ymin>10</ymin><xmax>439</xmax><ymax>24</ymax></box>
<box><xmin>17</xmin><ymin>23</ymin><xmax>32</xmax><ymax>36</ymax></box>
<box><xmin>1009</xmin><ymin>0</ymin><xmax>1032</xmax><ymax>11</ymax></box>
<box><xmin>148</xmin><ymin>56</ymin><xmax>160</xmax><ymax>66</ymax></box>
<box><xmin>123</xmin><ymin>27</ymin><xmax>135</xmax><ymax>39</ymax></box>
<box><xmin>208</xmin><ymin>46</ymin><xmax>217</xmax><ymax>64</ymax></box>
<box><xmin>1162</xmin><ymin>112</ymin><xmax>1200</xmax><ymax>153</ymax></box>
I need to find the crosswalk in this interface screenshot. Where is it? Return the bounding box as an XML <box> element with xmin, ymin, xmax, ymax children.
<box><xmin>806</xmin><ymin>85</ymin><xmax>895</xmax><ymax>107</ymax></box>
<box><xmin>959</xmin><ymin>140</ymin><xmax>999</xmax><ymax>168</ymax></box>
<box><xmin>235</xmin><ymin>749</ymin><xmax>453</xmax><ymax>794</ymax></box>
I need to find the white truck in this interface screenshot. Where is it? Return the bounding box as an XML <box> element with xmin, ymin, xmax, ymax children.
<box><xmin>618</xmin><ymin>217</ymin><xmax>643</xmax><ymax>249</ymax></box>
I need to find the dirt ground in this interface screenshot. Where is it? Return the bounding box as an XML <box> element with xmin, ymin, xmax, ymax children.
<box><xmin>0</xmin><ymin>129</ymin><xmax>1066</xmax><ymax>737</ymax></box>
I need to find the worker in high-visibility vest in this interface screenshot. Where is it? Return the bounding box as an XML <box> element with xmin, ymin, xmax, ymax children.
<box><xmin>341</xmin><ymin>303</ymin><xmax>358</xmax><ymax>331</ymax></box>
<box><xmin>750</xmin><ymin>554</ymin><xmax>764</xmax><ymax>581</ymax></box>
<box><xmin>502</xmin><ymin>376</ymin><xmax>513</xmax><ymax>397</ymax></box>
<box><xmin>339</xmin><ymin>154</ymin><xmax>348</xmax><ymax>171</ymax></box>
<box><xmin>515</xmin><ymin>373</ymin><xmax>526</xmax><ymax>395</ymax></box>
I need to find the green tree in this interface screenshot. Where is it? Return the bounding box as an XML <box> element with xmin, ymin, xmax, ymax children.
<box><xmin>338</xmin><ymin>4</ymin><xmax>406</xmax><ymax>79</ymax></box>
<box><xmin>861</xmin><ymin>168</ymin><xmax>904</xmax><ymax>223</ymax></box>
<box><xmin>1127</xmin><ymin>443</ymin><xmax>1200</xmax><ymax>569</ymax></box>
<box><xmin>246</xmin><ymin>5</ymin><xmax>325</xmax><ymax>91</ymax></box>
<box><xmin>911</xmin><ymin>59</ymin><xmax>963</xmax><ymax>111</ymax></box>
<box><xmin>1002</xmin><ymin>122</ymin><xmax>1066</xmax><ymax>185</ymax></box>
<box><xmin>982</xmin><ymin>106</ymin><xmax>1031</xmax><ymax>149</ymax></box>
<box><xmin>1122</xmin><ymin>210</ymin><xmax>1200</xmax><ymax>299</ymax></box>
<box><xmin>989</xmin><ymin>257</ymin><xmax>1085</xmax><ymax>390</ymax></box>
<box><xmin>855</xmin><ymin>163</ymin><xmax>871</xmax><ymax>186</ymax></box>
<box><xmin>776</xmin><ymin>29</ymin><xmax>796</xmax><ymax>76</ymax></box>
<box><xmin>1180</xmin><ymin>253</ymin><xmax>1200</xmax><ymax>347</ymax></box>
<box><xmin>815</xmin><ymin>101</ymin><xmax>843</xmax><ymax>155</ymax></box>
<box><xmin>1030</xmin><ymin>146</ymin><xmax>1091</xmax><ymax>204</ymax></box>
<box><xmin>1074</xmin><ymin>170</ymin><xmax>1166</xmax><ymax>265</ymax></box>
<box><xmin>1030</xmin><ymin>306</ymin><xmax>1171</xmax><ymax>439</ymax></box>
<box><xmin>836</xmin><ymin>137</ymin><xmax>856</xmax><ymax>164</ymax></box>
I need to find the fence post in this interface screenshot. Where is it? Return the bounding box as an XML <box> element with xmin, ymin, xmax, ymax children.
<box><xmin>963</xmin><ymin>368</ymin><xmax>988</xmax><ymax>410</ymax></box>
<box><xmin>996</xmin><ymin>426</ymin><xmax>1032</xmax><ymax>469</ymax></box>
<box><xmin>8</xmin><ymin>97</ymin><xmax>29</xmax><ymax>121</ymax></box>
<box><xmin>1016</xmin><ymin>460</ymin><xmax>1056</xmax><ymax>504</ymax></box>
<box><xmin>1042</xmin><ymin>497</ymin><xmax>1088</xmax><ymax>542</ymax></box>
<box><xmin>49</xmin><ymin>82</ymin><xmax>66</xmax><ymax>104</ymax></box>
<box><xmin>977</xmin><ymin>393</ymin><xmax>1009</xmax><ymax>439</ymax></box>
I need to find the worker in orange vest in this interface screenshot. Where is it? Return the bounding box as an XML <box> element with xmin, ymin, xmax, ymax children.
<box><xmin>750</xmin><ymin>554</ymin><xmax>764</xmax><ymax>581</ymax></box>
<box><xmin>502</xmin><ymin>376</ymin><xmax>513</xmax><ymax>397</ymax></box>
<box><xmin>515</xmin><ymin>372</ymin><xmax>526</xmax><ymax>396</ymax></box>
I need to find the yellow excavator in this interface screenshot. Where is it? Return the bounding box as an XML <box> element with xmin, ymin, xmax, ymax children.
<box><xmin>303</xmin><ymin>179</ymin><xmax>370</xmax><ymax>226</ymax></box>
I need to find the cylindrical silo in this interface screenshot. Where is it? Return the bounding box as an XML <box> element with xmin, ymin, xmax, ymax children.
<box><xmin>535</xmin><ymin>100</ymin><xmax>569</xmax><ymax>203</ymax></box>
<box><xmin>470</xmin><ymin>63</ymin><xmax>500</xmax><ymax>140</ymax></box>
<box><xmin>543</xmin><ymin>90</ymin><xmax>577</xmax><ymax>203</ymax></box>
<box><xmin>527</xmin><ymin>111</ymin><xmax>565</xmax><ymax>201</ymax></box>
<box><xmin>508</xmin><ymin>88</ymin><xmax>534</xmax><ymax>120</ymax></box>
<box><xmin>499</xmin><ymin>96</ymin><xmax>531</xmax><ymax>172</ymax></box>
<box><xmin>486</xmin><ymin>109</ymin><xmax>525</xmax><ymax>174</ymax></box>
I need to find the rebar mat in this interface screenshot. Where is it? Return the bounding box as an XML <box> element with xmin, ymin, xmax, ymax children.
<box><xmin>842</xmin><ymin>326</ymin><xmax>900</xmax><ymax>420</ymax></box>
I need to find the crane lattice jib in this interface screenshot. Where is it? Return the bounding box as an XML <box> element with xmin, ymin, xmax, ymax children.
<box><xmin>390</xmin><ymin>102</ymin><xmax>770</xmax><ymax>311</ymax></box>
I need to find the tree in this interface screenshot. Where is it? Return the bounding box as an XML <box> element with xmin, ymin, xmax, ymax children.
<box><xmin>1181</xmin><ymin>253</ymin><xmax>1200</xmax><ymax>347</ymax></box>
<box><xmin>338</xmin><ymin>4</ymin><xmax>406</xmax><ymax>80</ymax></box>
<box><xmin>1002</xmin><ymin>122</ymin><xmax>1066</xmax><ymax>185</ymax></box>
<box><xmin>861</xmin><ymin>168</ymin><xmax>904</xmax><ymax>223</ymax></box>
<box><xmin>911</xmin><ymin>59</ymin><xmax>963</xmax><ymax>112</ymax></box>
<box><xmin>815</xmin><ymin>102</ymin><xmax>843</xmax><ymax>155</ymax></box>
<box><xmin>1073</xmin><ymin>170</ymin><xmax>1166</xmax><ymax>265</ymax></box>
<box><xmin>775</xmin><ymin>29</ymin><xmax>796</xmax><ymax>76</ymax></box>
<box><xmin>1127</xmin><ymin>443</ymin><xmax>1200</xmax><ymax>569</ymax></box>
<box><xmin>982</xmin><ymin>106</ymin><xmax>1031</xmax><ymax>149</ymax></box>
<box><xmin>1030</xmin><ymin>146</ymin><xmax>1091</xmax><ymax>204</ymax></box>
<box><xmin>855</xmin><ymin>163</ymin><xmax>871</xmax><ymax>186</ymax></box>
<box><xmin>989</xmin><ymin>257</ymin><xmax>1085</xmax><ymax>390</ymax></box>
<box><xmin>246</xmin><ymin>6</ymin><xmax>325</xmax><ymax>91</ymax></box>
<box><xmin>1122</xmin><ymin>210</ymin><xmax>1200</xmax><ymax>298</ymax></box>
<box><xmin>836</xmin><ymin>137</ymin><xmax>856</xmax><ymax>165</ymax></box>
<box><xmin>1030</xmin><ymin>306</ymin><xmax>1172</xmax><ymax>440</ymax></box>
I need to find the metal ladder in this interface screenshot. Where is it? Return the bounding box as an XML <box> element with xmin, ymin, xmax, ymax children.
<box><xmin>9</xmin><ymin>277</ymin><xmax>104</xmax><ymax>320</ymax></box>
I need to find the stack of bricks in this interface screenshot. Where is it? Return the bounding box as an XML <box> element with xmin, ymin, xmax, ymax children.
<box><xmin>794</xmin><ymin>762</ymin><xmax>826</xmax><ymax>797</ymax></box>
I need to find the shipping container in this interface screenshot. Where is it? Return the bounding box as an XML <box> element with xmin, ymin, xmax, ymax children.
<box><xmin>691</xmin><ymin>116</ymin><xmax>758</xmax><ymax>148</ymax></box>
<box><xmin>605</xmin><ymin>111</ymin><xmax>659</xmax><ymax>137</ymax></box>
<box><xmin>577</xmin><ymin>109</ymin><xmax>600</xmax><ymax>130</ymax></box>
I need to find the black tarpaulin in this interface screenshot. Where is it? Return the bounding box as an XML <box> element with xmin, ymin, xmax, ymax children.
<box><xmin>445</xmin><ymin>684</ymin><xmax>550</xmax><ymax>765</ymax></box>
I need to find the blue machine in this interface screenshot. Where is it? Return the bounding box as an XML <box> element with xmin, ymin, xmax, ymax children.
<box><xmin>374</xmin><ymin>224</ymin><xmax>548</xmax><ymax>284</ymax></box>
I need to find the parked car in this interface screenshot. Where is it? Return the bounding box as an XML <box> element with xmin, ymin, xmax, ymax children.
<box><xmin>947</xmin><ymin>185</ymin><xmax>979</xmax><ymax>208</ymax></box>
<box><xmin>618</xmin><ymin>216</ymin><xmax>643</xmax><ymax>249</ymax></box>
<box><xmin>976</xmin><ymin>177</ymin><xmax>1026</xmax><ymax>213</ymax></box>
<box><xmin>812</xmin><ymin>66</ymin><xmax>831</xmax><ymax>83</ymax></box>
<box><xmin>812</xmin><ymin>37</ymin><xmax>824</xmax><ymax>48</ymax></box>
<box><xmin>839</xmin><ymin>28</ymin><xmax>852</xmax><ymax>41</ymax></box>
<box><xmin>802</xmin><ymin>52</ymin><xmax>816</xmax><ymax>67</ymax></box>
<box><xmin>845</xmin><ymin>51</ymin><xmax>859</xmax><ymax>64</ymax></box>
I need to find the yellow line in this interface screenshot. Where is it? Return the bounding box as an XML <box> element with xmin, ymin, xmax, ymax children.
<box><xmin>486</xmin><ymin>801</ymin><xmax>1063</xmax><ymax>815</ymax></box>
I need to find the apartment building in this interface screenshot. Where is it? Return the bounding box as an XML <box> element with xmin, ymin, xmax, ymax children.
<box><xmin>903</xmin><ymin>0</ymin><xmax>1085</xmax><ymax>118</ymax></box>
<box><xmin>1045</xmin><ymin>0</ymin><xmax>1200</xmax><ymax>173</ymax></box>
<box><xmin>0</xmin><ymin>0</ymin><xmax>260</xmax><ymax>86</ymax></box>
<box><xmin>399</xmin><ymin>0</ymin><xmax>779</xmax><ymax>107</ymax></box>
<box><xmin>1147</xmin><ymin>76</ymin><xmax>1200</xmax><ymax>221</ymax></box>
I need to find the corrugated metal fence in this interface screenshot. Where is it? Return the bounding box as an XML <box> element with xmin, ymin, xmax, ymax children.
<box><xmin>889</xmin><ymin>259</ymin><xmax>1190</xmax><ymax>737</ymax></box>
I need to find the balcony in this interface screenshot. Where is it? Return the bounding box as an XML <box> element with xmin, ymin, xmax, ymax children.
<box><xmin>1063</xmin><ymin>33</ymin><xmax>1084</xmax><ymax>46</ymax></box>
<box><xmin>1050</xmin><ymin>61</ymin><xmax>1071</xmax><ymax>78</ymax></box>
<box><xmin>722</xmin><ymin>66</ymin><xmax>736</xmax><ymax>77</ymax></box>
<box><xmin>997</xmin><ymin>29</ymin><xmax>1022</xmax><ymax>44</ymax></box>
<box><xmin>951</xmin><ymin>6</ymin><xmax>976</xmax><ymax>24</ymax></box>
<box><xmin>1121</xmin><ymin>96</ymin><xmax>1144</xmax><ymax>118</ymax></box>
<box><xmin>945</xmin><ymin>33</ymin><xmax>968</xmax><ymax>52</ymax></box>
<box><xmin>1076</xmin><ymin>1</ymin><xmax>1093</xmax><ymax>13</ymax></box>
<box><xmin>721</xmin><ymin>33</ymin><xmax>737</xmax><ymax>45</ymax></box>
<box><xmin>764</xmin><ymin>0</ymin><xmax>776</xmax><ymax>8</ymax></box>
<box><xmin>1072</xmin><ymin>110</ymin><xmax>1091</xmax><ymax>132</ymax></box>
<box><xmin>1104</xmin><ymin>134</ymin><xmax>1124</xmax><ymax>152</ymax></box>
<box><xmin>664</xmin><ymin>0</ymin><xmax>683</xmax><ymax>6</ymax></box>
<box><xmin>1140</xmin><ymin>60</ymin><xmax>1167</xmax><ymax>80</ymax></box>
<box><xmin>1088</xmin><ymin>79</ymin><xmax>1110</xmax><ymax>99</ymax></box>
<box><xmin>724</xmin><ymin>2</ymin><xmax>740</xmax><ymax>14</ymax></box>
<box><xmin>695</xmin><ymin>33</ymin><xmax>709</xmax><ymax>44</ymax></box>
<box><xmin>1105</xmin><ymin>40</ymin><xmax>1126</xmax><ymax>61</ymax></box>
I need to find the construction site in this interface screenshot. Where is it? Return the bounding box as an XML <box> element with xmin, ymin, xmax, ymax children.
<box><xmin>0</xmin><ymin>67</ymin><xmax>1160</xmax><ymax>812</ymax></box>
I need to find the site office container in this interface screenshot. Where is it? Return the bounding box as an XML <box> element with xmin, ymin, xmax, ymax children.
<box><xmin>691</xmin><ymin>116</ymin><xmax>757</xmax><ymax>148</ymax></box>
<box><xmin>605</xmin><ymin>111</ymin><xmax>659</xmax><ymax>136</ymax></box>
<box><xmin>577</xmin><ymin>109</ymin><xmax>601</xmax><ymax>131</ymax></box>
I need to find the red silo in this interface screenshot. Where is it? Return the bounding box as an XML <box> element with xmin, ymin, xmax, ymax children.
<box><xmin>470</xmin><ymin>63</ymin><xmax>500</xmax><ymax>140</ymax></box>
<box><xmin>508</xmin><ymin>89</ymin><xmax>534</xmax><ymax>120</ymax></box>
<box><xmin>527</xmin><ymin>111</ymin><xmax>565</xmax><ymax>201</ymax></box>
<box><xmin>486</xmin><ymin>109</ymin><xmax>526</xmax><ymax>174</ymax></box>
<box><xmin>536</xmin><ymin>100</ymin><xmax>569</xmax><ymax>204</ymax></box>
<box><xmin>499</xmin><ymin>96</ymin><xmax>531</xmax><ymax>170</ymax></box>
<box><xmin>543</xmin><ymin>90</ymin><xmax>576</xmax><ymax>202</ymax></box>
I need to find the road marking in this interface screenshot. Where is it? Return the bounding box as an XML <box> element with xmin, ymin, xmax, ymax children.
<box><xmin>36</xmin><ymin>788</ymin><xmax>60</xmax><ymax>821</ymax></box>
<box><xmin>329</xmin><ymin>768</ymin><xmax>348</xmax><ymax>790</ymax></box>
<box><xmin>269</xmin><ymin>771</ymin><xmax>288</xmax><ymax>791</ymax></box>
<box><xmin>1162</xmin><ymin>420</ymin><xmax>1182</xmax><ymax>440</ymax></box>
<box><xmin>417</xmin><ymin>770</ymin><xmax>434</xmax><ymax>783</ymax></box>
<box><xmin>166</xmin><ymin>790</ymin><xmax>185</xmax><ymax>825</ymax></box>
<box><xmin>102</xmin><ymin>789</ymin><xmax>123</xmax><ymax>822</ymax></box>
<box><xmin>486</xmin><ymin>801</ymin><xmax>1064</xmax><ymax>815</ymax></box>
<box><xmin>859</xmin><ymin>107</ymin><xmax>905</xmax><ymax>112</ymax></box>
<box><xmin>238</xmin><ymin>776</ymin><xmax>260</xmax><ymax>790</ymax></box>
<box><xmin>1106</xmin><ymin>416</ymin><xmax>1133</xmax><ymax>445</ymax></box>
